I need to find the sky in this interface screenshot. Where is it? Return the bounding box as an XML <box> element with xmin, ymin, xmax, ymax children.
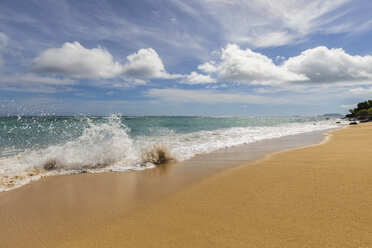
<box><xmin>1</xmin><ymin>0</ymin><xmax>372</xmax><ymax>116</ymax></box>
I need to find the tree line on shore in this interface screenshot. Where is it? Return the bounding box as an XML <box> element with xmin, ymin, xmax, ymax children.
<box><xmin>346</xmin><ymin>100</ymin><xmax>372</xmax><ymax>118</ymax></box>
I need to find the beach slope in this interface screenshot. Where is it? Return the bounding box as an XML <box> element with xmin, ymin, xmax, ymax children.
<box><xmin>61</xmin><ymin>123</ymin><xmax>372</xmax><ymax>247</ymax></box>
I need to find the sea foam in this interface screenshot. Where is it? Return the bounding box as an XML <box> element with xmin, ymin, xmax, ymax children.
<box><xmin>0</xmin><ymin>116</ymin><xmax>344</xmax><ymax>191</ymax></box>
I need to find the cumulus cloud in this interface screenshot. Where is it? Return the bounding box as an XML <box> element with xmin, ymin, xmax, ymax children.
<box><xmin>181</xmin><ymin>71</ymin><xmax>215</xmax><ymax>84</ymax></box>
<box><xmin>192</xmin><ymin>44</ymin><xmax>372</xmax><ymax>86</ymax></box>
<box><xmin>146</xmin><ymin>88</ymin><xmax>290</xmax><ymax>104</ymax></box>
<box><xmin>283</xmin><ymin>46</ymin><xmax>372</xmax><ymax>83</ymax></box>
<box><xmin>33</xmin><ymin>42</ymin><xmax>178</xmax><ymax>81</ymax></box>
<box><xmin>217</xmin><ymin>44</ymin><xmax>307</xmax><ymax>84</ymax></box>
<box><xmin>122</xmin><ymin>48</ymin><xmax>180</xmax><ymax>79</ymax></box>
<box><xmin>192</xmin><ymin>44</ymin><xmax>307</xmax><ymax>85</ymax></box>
<box><xmin>33</xmin><ymin>42</ymin><xmax>123</xmax><ymax>78</ymax></box>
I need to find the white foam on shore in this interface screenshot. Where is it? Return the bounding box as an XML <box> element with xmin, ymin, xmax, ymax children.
<box><xmin>0</xmin><ymin>116</ymin><xmax>345</xmax><ymax>192</ymax></box>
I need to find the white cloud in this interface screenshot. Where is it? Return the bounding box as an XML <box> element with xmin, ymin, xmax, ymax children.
<box><xmin>204</xmin><ymin>44</ymin><xmax>307</xmax><ymax>85</ymax></box>
<box><xmin>198</xmin><ymin>62</ymin><xmax>218</xmax><ymax>73</ymax></box>
<box><xmin>146</xmin><ymin>88</ymin><xmax>290</xmax><ymax>104</ymax></box>
<box><xmin>33</xmin><ymin>42</ymin><xmax>179</xmax><ymax>81</ymax></box>
<box><xmin>25</xmin><ymin>41</ymin><xmax>372</xmax><ymax>92</ymax></box>
<box><xmin>123</xmin><ymin>48</ymin><xmax>180</xmax><ymax>79</ymax></box>
<box><xmin>341</xmin><ymin>104</ymin><xmax>357</xmax><ymax>109</ymax></box>
<box><xmin>0</xmin><ymin>39</ymin><xmax>78</xmax><ymax>93</ymax></box>
<box><xmin>181</xmin><ymin>71</ymin><xmax>215</xmax><ymax>84</ymax></box>
<box><xmin>33</xmin><ymin>42</ymin><xmax>124</xmax><ymax>78</ymax></box>
<box><xmin>283</xmin><ymin>46</ymin><xmax>372</xmax><ymax>83</ymax></box>
<box><xmin>349</xmin><ymin>87</ymin><xmax>372</xmax><ymax>95</ymax></box>
<box><xmin>193</xmin><ymin>44</ymin><xmax>372</xmax><ymax>87</ymax></box>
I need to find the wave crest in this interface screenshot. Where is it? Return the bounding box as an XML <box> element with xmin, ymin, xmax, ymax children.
<box><xmin>0</xmin><ymin>116</ymin><xmax>344</xmax><ymax>192</ymax></box>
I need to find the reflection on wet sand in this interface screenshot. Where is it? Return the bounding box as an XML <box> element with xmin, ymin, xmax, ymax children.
<box><xmin>0</xmin><ymin>130</ymin><xmax>329</xmax><ymax>248</ymax></box>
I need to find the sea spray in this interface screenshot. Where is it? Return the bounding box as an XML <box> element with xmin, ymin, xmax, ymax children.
<box><xmin>0</xmin><ymin>116</ymin><xmax>138</xmax><ymax>190</ymax></box>
<box><xmin>36</xmin><ymin>116</ymin><xmax>136</xmax><ymax>170</ymax></box>
<box><xmin>141</xmin><ymin>144</ymin><xmax>174</xmax><ymax>166</ymax></box>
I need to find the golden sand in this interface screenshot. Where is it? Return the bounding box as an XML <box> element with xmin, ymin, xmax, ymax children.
<box><xmin>2</xmin><ymin>124</ymin><xmax>372</xmax><ymax>247</ymax></box>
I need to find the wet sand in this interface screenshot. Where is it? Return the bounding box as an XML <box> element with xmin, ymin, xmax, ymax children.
<box><xmin>0</xmin><ymin>127</ymin><xmax>355</xmax><ymax>247</ymax></box>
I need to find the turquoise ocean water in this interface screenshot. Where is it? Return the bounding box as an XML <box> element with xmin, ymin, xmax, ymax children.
<box><xmin>0</xmin><ymin>115</ymin><xmax>343</xmax><ymax>191</ymax></box>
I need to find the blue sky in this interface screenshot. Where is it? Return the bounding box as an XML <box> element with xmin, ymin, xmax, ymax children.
<box><xmin>1</xmin><ymin>0</ymin><xmax>372</xmax><ymax>116</ymax></box>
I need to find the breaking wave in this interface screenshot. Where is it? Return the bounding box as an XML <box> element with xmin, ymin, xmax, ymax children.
<box><xmin>0</xmin><ymin>115</ymin><xmax>344</xmax><ymax>191</ymax></box>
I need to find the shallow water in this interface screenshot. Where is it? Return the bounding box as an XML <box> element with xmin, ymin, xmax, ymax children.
<box><xmin>0</xmin><ymin>115</ymin><xmax>344</xmax><ymax>191</ymax></box>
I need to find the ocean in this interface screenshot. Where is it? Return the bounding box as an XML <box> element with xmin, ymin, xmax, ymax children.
<box><xmin>0</xmin><ymin>115</ymin><xmax>344</xmax><ymax>191</ymax></box>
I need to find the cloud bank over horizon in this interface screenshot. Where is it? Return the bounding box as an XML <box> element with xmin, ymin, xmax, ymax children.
<box><xmin>27</xmin><ymin>42</ymin><xmax>372</xmax><ymax>88</ymax></box>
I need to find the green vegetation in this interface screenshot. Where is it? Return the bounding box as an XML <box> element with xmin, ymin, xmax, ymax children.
<box><xmin>346</xmin><ymin>100</ymin><xmax>372</xmax><ymax>118</ymax></box>
<box><xmin>356</xmin><ymin>109</ymin><xmax>369</xmax><ymax>116</ymax></box>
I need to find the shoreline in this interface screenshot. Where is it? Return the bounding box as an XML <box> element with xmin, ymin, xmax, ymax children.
<box><xmin>68</xmin><ymin>122</ymin><xmax>372</xmax><ymax>247</ymax></box>
<box><xmin>0</xmin><ymin>127</ymin><xmax>341</xmax><ymax>247</ymax></box>
<box><xmin>0</xmin><ymin>126</ymin><xmax>338</xmax><ymax>193</ymax></box>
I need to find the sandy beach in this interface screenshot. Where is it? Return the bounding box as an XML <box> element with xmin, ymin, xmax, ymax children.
<box><xmin>2</xmin><ymin>123</ymin><xmax>372</xmax><ymax>247</ymax></box>
<box><xmin>2</xmin><ymin>1</ymin><xmax>372</xmax><ymax>247</ymax></box>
